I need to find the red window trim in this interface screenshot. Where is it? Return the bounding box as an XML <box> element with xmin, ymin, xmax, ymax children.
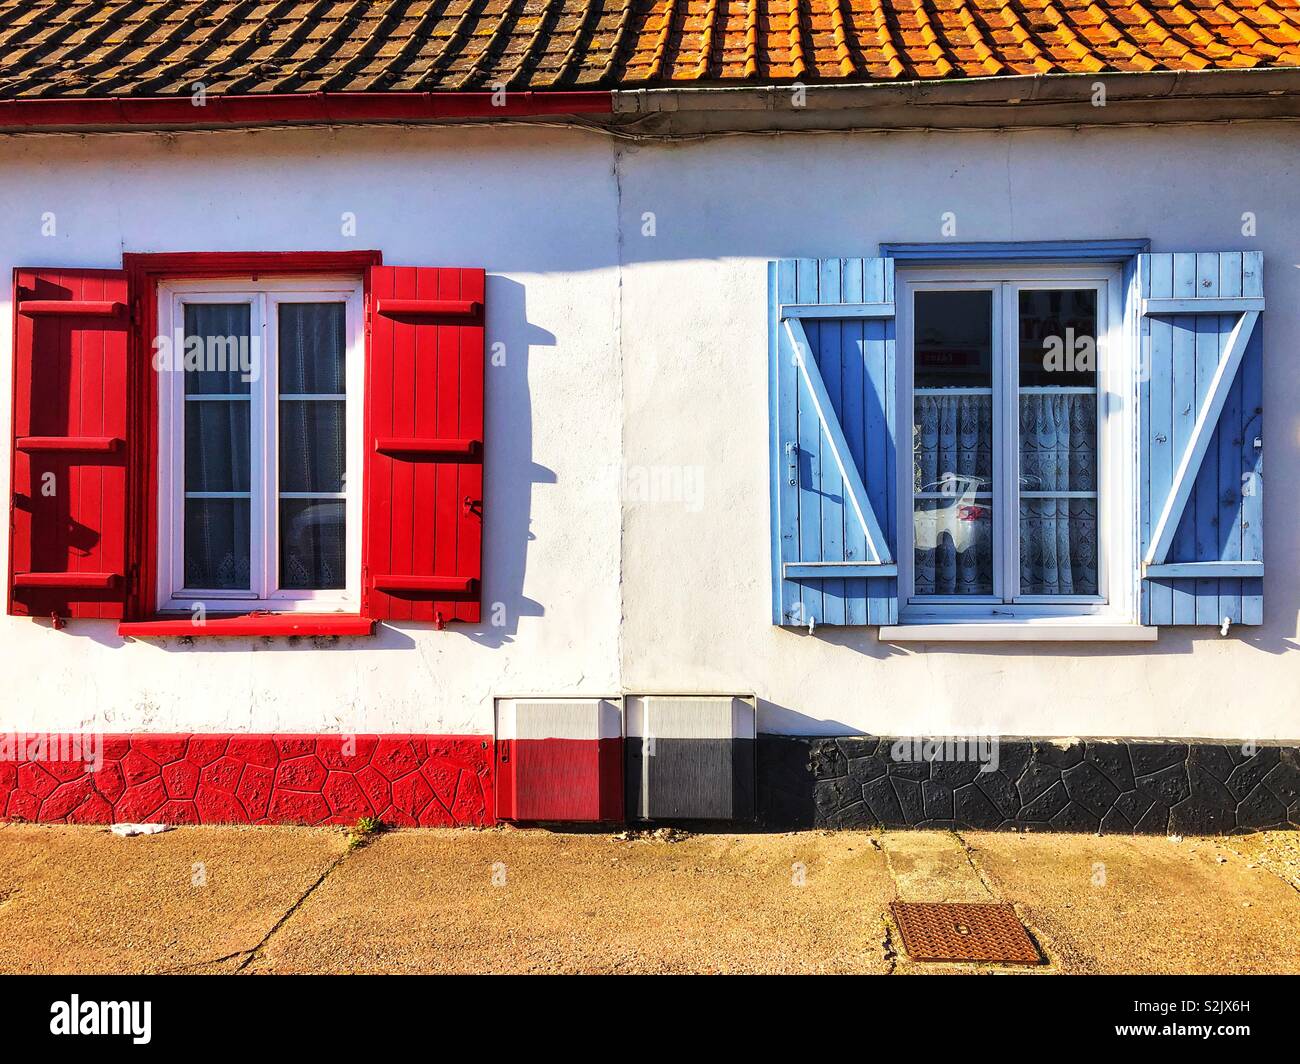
<box><xmin>121</xmin><ymin>251</ymin><xmax>384</xmax><ymax>630</ymax></box>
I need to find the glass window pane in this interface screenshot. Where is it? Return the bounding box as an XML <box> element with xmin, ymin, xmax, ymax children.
<box><xmin>182</xmin><ymin>303</ymin><xmax>253</xmax><ymax>395</ymax></box>
<box><xmin>914</xmin><ymin>498</ymin><xmax>993</xmax><ymax>596</ymax></box>
<box><xmin>185</xmin><ymin>401</ymin><xmax>250</xmax><ymax>492</ymax></box>
<box><xmin>914</xmin><ymin>290</ymin><xmax>993</xmax><ymax>388</ymax></box>
<box><xmin>1020</xmin><ymin>498</ymin><xmax>1098</xmax><ymax>596</ymax></box>
<box><xmin>280</xmin><ymin>499</ymin><xmax>345</xmax><ymax>590</ymax></box>
<box><xmin>913</xmin><ymin>290</ymin><xmax>994</xmax><ymax>597</ymax></box>
<box><xmin>184</xmin><ymin>498</ymin><xmax>251</xmax><ymax>589</ymax></box>
<box><xmin>279</xmin><ymin>400</ymin><xmax>345</xmax><ymax>494</ymax></box>
<box><xmin>1018</xmin><ymin>289</ymin><xmax>1097</xmax><ymax>388</ymax></box>
<box><xmin>1018</xmin><ymin>289</ymin><xmax>1099</xmax><ymax>597</ymax></box>
<box><xmin>279</xmin><ymin>303</ymin><xmax>345</xmax><ymax>394</ymax></box>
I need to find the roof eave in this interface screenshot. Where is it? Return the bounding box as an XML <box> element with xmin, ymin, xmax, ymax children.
<box><xmin>610</xmin><ymin>67</ymin><xmax>1300</xmax><ymax>134</ymax></box>
<box><xmin>0</xmin><ymin>90</ymin><xmax>614</xmax><ymax>134</ymax></box>
<box><xmin>0</xmin><ymin>68</ymin><xmax>1297</xmax><ymax>136</ymax></box>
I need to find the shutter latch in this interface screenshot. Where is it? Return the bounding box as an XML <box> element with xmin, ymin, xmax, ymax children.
<box><xmin>785</xmin><ymin>441</ymin><xmax>798</xmax><ymax>486</ymax></box>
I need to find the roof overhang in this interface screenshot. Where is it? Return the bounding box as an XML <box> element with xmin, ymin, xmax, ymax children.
<box><xmin>611</xmin><ymin>67</ymin><xmax>1300</xmax><ymax>135</ymax></box>
<box><xmin>0</xmin><ymin>90</ymin><xmax>614</xmax><ymax>134</ymax></box>
<box><xmin>0</xmin><ymin>68</ymin><xmax>1297</xmax><ymax>137</ymax></box>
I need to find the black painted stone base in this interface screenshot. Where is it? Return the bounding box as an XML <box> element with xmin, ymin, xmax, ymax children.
<box><xmin>756</xmin><ymin>736</ymin><xmax>1300</xmax><ymax>834</ymax></box>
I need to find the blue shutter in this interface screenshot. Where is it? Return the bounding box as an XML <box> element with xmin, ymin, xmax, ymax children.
<box><xmin>769</xmin><ymin>258</ymin><xmax>898</xmax><ymax>627</ymax></box>
<box><xmin>1139</xmin><ymin>252</ymin><xmax>1264</xmax><ymax>626</ymax></box>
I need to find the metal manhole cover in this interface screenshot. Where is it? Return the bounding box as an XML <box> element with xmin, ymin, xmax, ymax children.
<box><xmin>891</xmin><ymin>902</ymin><xmax>1043</xmax><ymax>964</ymax></box>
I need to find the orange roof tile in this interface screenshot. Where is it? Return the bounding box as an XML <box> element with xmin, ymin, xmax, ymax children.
<box><xmin>0</xmin><ymin>0</ymin><xmax>1296</xmax><ymax>97</ymax></box>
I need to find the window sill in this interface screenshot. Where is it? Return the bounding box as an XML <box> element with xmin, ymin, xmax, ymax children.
<box><xmin>878</xmin><ymin>623</ymin><xmax>1158</xmax><ymax>643</ymax></box>
<box><xmin>118</xmin><ymin>614</ymin><xmax>376</xmax><ymax>638</ymax></box>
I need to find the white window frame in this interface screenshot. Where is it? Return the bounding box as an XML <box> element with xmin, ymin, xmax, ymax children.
<box><xmin>895</xmin><ymin>263</ymin><xmax>1136</xmax><ymax>625</ymax></box>
<box><xmin>156</xmin><ymin>276</ymin><xmax>365</xmax><ymax>614</ymax></box>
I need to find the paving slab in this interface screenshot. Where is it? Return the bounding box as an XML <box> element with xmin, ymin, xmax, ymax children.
<box><xmin>249</xmin><ymin>828</ymin><xmax>895</xmax><ymax>974</ymax></box>
<box><xmin>961</xmin><ymin>830</ymin><xmax>1300</xmax><ymax>974</ymax></box>
<box><xmin>0</xmin><ymin>823</ymin><xmax>345</xmax><ymax>974</ymax></box>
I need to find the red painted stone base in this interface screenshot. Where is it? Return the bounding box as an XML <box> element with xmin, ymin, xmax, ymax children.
<box><xmin>0</xmin><ymin>734</ymin><xmax>495</xmax><ymax>826</ymax></box>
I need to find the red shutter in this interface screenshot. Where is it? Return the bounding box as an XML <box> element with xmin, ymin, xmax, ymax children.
<box><xmin>362</xmin><ymin>266</ymin><xmax>484</xmax><ymax>626</ymax></box>
<box><xmin>9</xmin><ymin>269</ymin><xmax>131</xmax><ymax>621</ymax></box>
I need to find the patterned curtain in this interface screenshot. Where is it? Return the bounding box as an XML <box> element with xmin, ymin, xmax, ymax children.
<box><xmin>913</xmin><ymin>394</ymin><xmax>993</xmax><ymax>595</ymax></box>
<box><xmin>913</xmin><ymin>392</ymin><xmax>1098</xmax><ymax>597</ymax></box>
<box><xmin>1019</xmin><ymin>393</ymin><xmax>1098</xmax><ymax>595</ymax></box>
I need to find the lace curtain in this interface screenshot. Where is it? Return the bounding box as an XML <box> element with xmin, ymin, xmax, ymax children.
<box><xmin>913</xmin><ymin>392</ymin><xmax>1097</xmax><ymax>596</ymax></box>
<box><xmin>1019</xmin><ymin>393</ymin><xmax>1098</xmax><ymax>595</ymax></box>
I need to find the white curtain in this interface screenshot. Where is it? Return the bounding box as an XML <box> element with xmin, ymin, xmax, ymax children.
<box><xmin>1019</xmin><ymin>393</ymin><xmax>1098</xmax><ymax>595</ymax></box>
<box><xmin>913</xmin><ymin>392</ymin><xmax>1097</xmax><ymax>596</ymax></box>
<box><xmin>913</xmin><ymin>394</ymin><xmax>993</xmax><ymax>595</ymax></box>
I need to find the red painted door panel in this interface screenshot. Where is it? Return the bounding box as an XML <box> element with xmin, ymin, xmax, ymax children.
<box><xmin>9</xmin><ymin>269</ymin><xmax>131</xmax><ymax>620</ymax></box>
<box><xmin>496</xmin><ymin>738</ymin><xmax>623</xmax><ymax>822</ymax></box>
<box><xmin>363</xmin><ymin>266</ymin><xmax>483</xmax><ymax>624</ymax></box>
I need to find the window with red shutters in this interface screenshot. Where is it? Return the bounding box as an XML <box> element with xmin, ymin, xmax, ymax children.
<box><xmin>8</xmin><ymin>258</ymin><xmax>485</xmax><ymax>632</ymax></box>
<box><xmin>362</xmin><ymin>266</ymin><xmax>484</xmax><ymax>627</ymax></box>
<box><xmin>8</xmin><ymin>269</ymin><xmax>132</xmax><ymax>622</ymax></box>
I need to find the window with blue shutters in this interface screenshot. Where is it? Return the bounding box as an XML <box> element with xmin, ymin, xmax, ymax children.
<box><xmin>770</xmin><ymin>246</ymin><xmax>1265</xmax><ymax>634</ymax></box>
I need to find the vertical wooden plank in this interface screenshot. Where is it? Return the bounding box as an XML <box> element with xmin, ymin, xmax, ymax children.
<box><xmin>841</xmin><ymin>257</ymin><xmax>868</xmax><ymax>625</ymax></box>
<box><xmin>9</xmin><ymin>271</ymin><xmax>32</xmax><ymax>615</ymax></box>
<box><xmin>775</xmin><ymin>260</ymin><xmax>800</xmax><ymax>625</ymax></box>
<box><xmin>794</xmin><ymin>258</ymin><xmax>823</xmax><ymax>625</ymax></box>
<box><xmin>1145</xmin><ymin>254</ymin><xmax>1174</xmax><ymax>625</ymax></box>
<box><xmin>817</xmin><ymin>258</ymin><xmax>845</xmax><ymax>625</ymax></box>
<box><xmin>862</xmin><ymin>257</ymin><xmax>889</xmax><ymax>625</ymax></box>
<box><xmin>364</xmin><ymin>265</ymin><xmax>396</xmax><ymax>619</ymax></box>
<box><xmin>1169</xmin><ymin>254</ymin><xmax>1197</xmax><ymax>624</ymax></box>
<box><xmin>1137</xmin><ymin>257</ymin><xmax>1149</xmax><ymax>625</ymax></box>
<box><xmin>883</xmin><ymin>259</ymin><xmax>897</xmax><ymax>623</ymax></box>
<box><xmin>768</xmin><ymin>262</ymin><xmax>783</xmax><ymax>624</ymax></box>
<box><xmin>392</xmin><ymin>267</ymin><xmax>419</xmax><ymax>622</ymax></box>
<box><xmin>1240</xmin><ymin>252</ymin><xmax>1264</xmax><ymax>624</ymax></box>
<box><xmin>408</xmin><ymin>268</ymin><xmax>439</xmax><ymax>623</ymax></box>
<box><xmin>455</xmin><ymin>268</ymin><xmax>485</xmax><ymax>624</ymax></box>
<box><xmin>1213</xmin><ymin>253</ymin><xmax>1243</xmax><ymax>624</ymax></box>
<box><xmin>433</xmin><ymin>268</ymin><xmax>462</xmax><ymax>623</ymax></box>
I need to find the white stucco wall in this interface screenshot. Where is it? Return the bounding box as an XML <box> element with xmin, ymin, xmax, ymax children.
<box><xmin>1</xmin><ymin>120</ymin><xmax>1297</xmax><ymax>740</ymax></box>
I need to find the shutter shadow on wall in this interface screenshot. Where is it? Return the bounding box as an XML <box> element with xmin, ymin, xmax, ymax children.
<box><xmin>769</xmin><ymin>258</ymin><xmax>898</xmax><ymax>627</ymax></box>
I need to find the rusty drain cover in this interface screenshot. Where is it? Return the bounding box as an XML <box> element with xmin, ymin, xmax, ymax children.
<box><xmin>891</xmin><ymin>902</ymin><xmax>1043</xmax><ymax>965</ymax></box>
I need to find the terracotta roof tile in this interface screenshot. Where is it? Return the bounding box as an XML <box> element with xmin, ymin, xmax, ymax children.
<box><xmin>0</xmin><ymin>0</ymin><xmax>1295</xmax><ymax>96</ymax></box>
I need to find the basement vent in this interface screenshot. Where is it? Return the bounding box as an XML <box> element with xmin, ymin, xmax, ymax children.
<box><xmin>625</xmin><ymin>695</ymin><xmax>756</xmax><ymax>822</ymax></box>
<box><xmin>495</xmin><ymin>698</ymin><xmax>622</xmax><ymax>823</ymax></box>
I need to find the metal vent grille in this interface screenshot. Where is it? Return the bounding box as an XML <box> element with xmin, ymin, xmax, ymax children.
<box><xmin>891</xmin><ymin>902</ymin><xmax>1043</xmax><ymax>965</ymax></box>
<box><xmin>626</xmin><ymin>695</ymin><xmax>755</xmax><ymax>821</ymax></box>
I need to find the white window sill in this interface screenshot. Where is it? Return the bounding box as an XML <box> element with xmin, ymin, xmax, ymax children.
<box><xmin>878</xmin><ymin>623</ymin><xmax>1158</xmax><ymax>643</ymax></box>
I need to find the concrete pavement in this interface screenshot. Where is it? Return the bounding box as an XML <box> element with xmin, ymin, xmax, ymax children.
<box><xmin>1</xmin><ymin>822</ymin><xmax>1297</xmax><ymax>974</ymax></box>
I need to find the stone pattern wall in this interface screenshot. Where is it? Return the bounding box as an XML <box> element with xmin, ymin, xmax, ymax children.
<box><xmin>0</xmin><ymin>734</ymin><xmax>494</xmax><ymax>826</ymax></box>
<box><xmin>757</xmin><ymin>736</ymin><xmax>1300</xmax><ymax>834</ymax></box>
